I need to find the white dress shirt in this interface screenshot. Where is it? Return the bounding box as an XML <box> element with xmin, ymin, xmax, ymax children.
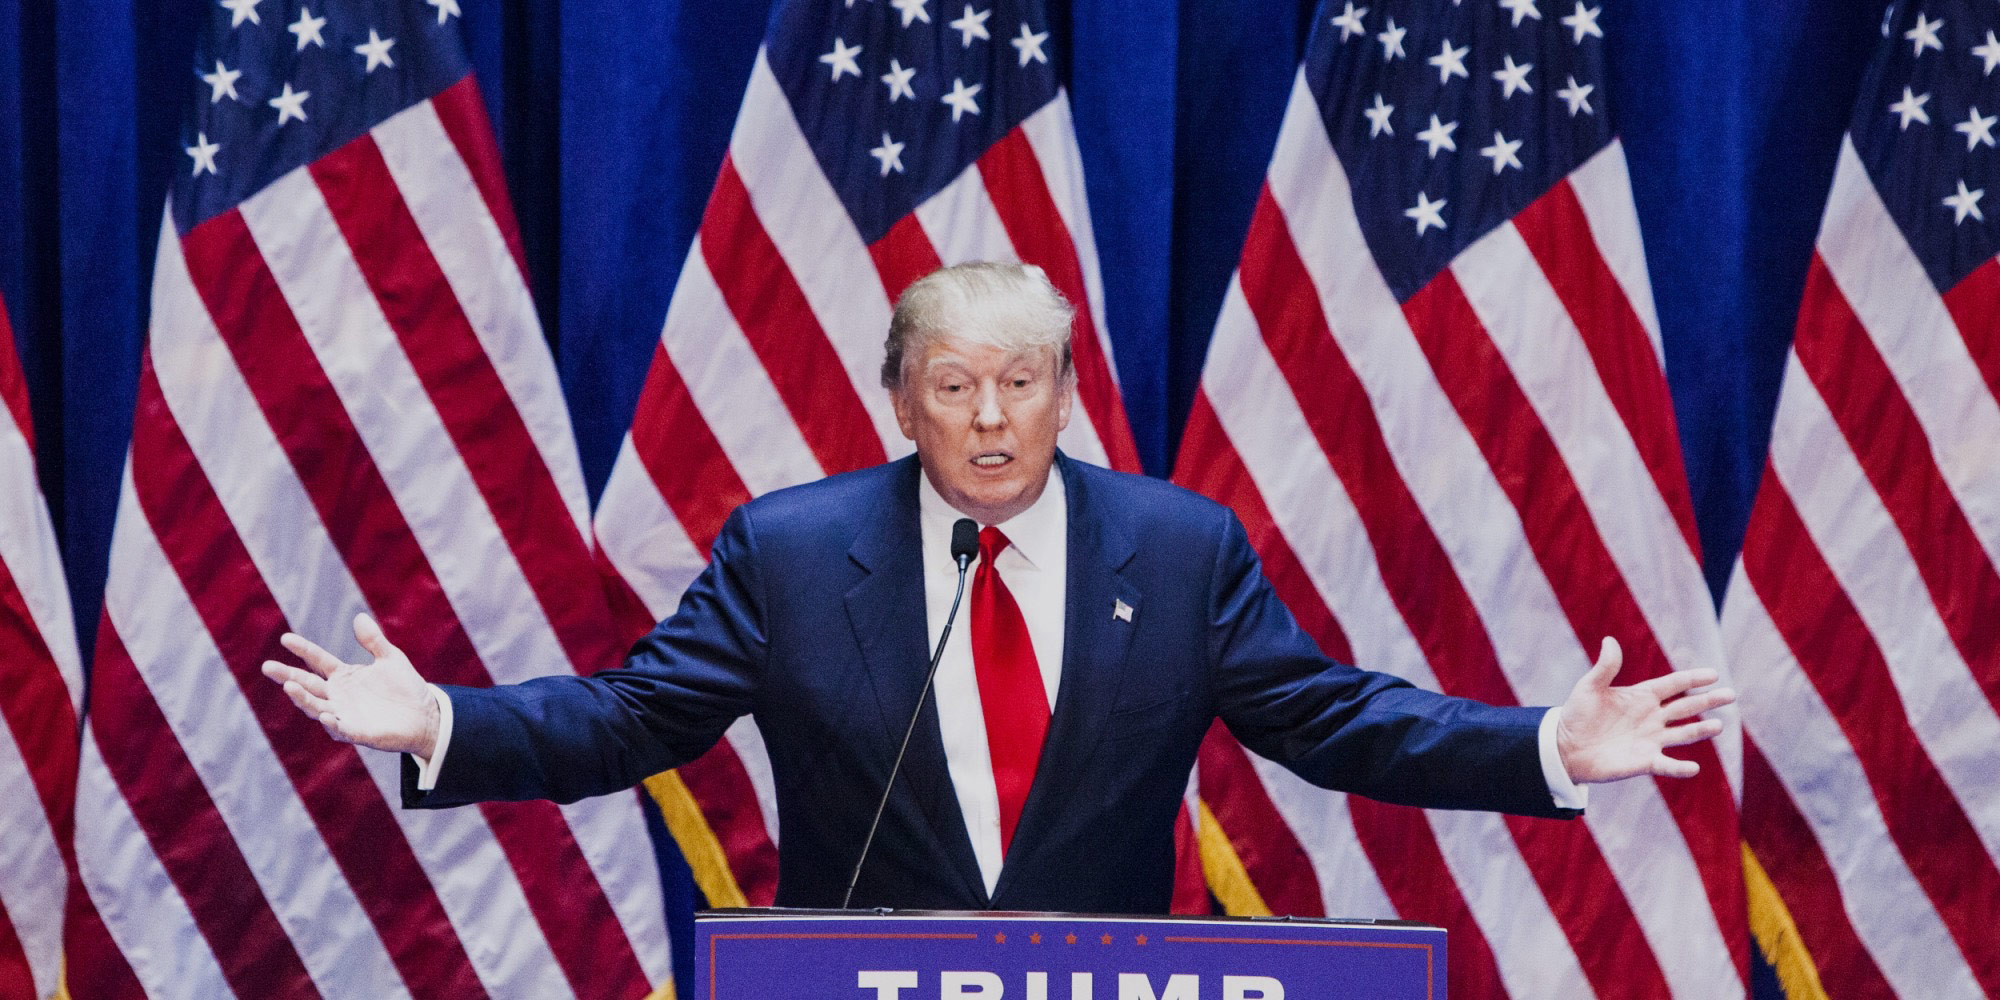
<box><xmin>918</xmin><ymin>468</ymin><xmax>1068</xmax><ymax>896</ymax></box>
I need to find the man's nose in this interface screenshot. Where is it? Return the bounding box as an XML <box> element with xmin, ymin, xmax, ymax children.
<box><xmin>973</xmin><ymin>383</ymin><xmax>1005</xmax><ymax>430</ymax></box>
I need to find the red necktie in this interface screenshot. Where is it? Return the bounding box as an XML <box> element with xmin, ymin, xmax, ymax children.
<box><xmin>970</xmin><ymin>526</ymin><xmax>1050</xmax><ymax>855</ymax></box>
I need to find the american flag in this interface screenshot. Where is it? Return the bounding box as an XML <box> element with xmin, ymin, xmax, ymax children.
<box><xmin>66</xmin><ymin>1</ymin><xmax>672</xmax><ymax>995</ymax></box>
<box><xmin>1</xmin><ymin>296</ymin><xmax>83</xmax><ymax>1000</ymax></box>
<box><xmin>1171</xmin><ymin>0</ymin><xmax>1748</xmax><ymax>997</ymax></box>
<box><xmin>587</xmin><ymin>0</ymin><xmax>1215</xmax><ymax>914</ymax></box>
<box><xmin>1724</xmin><ymin>1</ymin><xmax>2000</xmax><ymax>995</ymax></box>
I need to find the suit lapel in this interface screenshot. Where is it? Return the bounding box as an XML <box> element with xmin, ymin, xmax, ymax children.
<box><xmin>992</xmin><ymin>454</ymin><xmax>1141</xmax><ymax>901</ymax></box>
<box><xmin>842</xmin><ymin>457</ymin><xmax>988</xmax><ymax>905</ymax></box>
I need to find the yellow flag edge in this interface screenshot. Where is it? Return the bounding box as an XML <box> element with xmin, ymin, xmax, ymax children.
<box><xmin>1195</xmin><ymin>798</ymin><xmax>1273</xmax><ymax>918</ymax></box>
<box><xmin>1743</xmin><ymin>841</ymin><xmax>1829</xmax><ymax>1000</ymax></box>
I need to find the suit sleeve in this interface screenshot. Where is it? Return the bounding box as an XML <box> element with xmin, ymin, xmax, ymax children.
<box><xmin>1207</xmin><ymin>510</ymin><xmax>1580</xmax><ymax>820</ymax></box>
<box><xmin>403</xmin><ymin>505</ymin><xmax>768</xmax><ymax>808</ymax></box>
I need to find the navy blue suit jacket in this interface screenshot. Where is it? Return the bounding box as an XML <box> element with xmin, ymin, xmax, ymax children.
<box><xmin>407</xmin><ymin>454</ymin><xmax>1576</xmax><ymax>912</ymax></box>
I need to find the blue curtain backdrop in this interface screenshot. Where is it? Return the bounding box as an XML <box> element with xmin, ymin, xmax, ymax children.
<box><xmin>1</xmin><ymin>0</ymin><xmax>1884</xmax><ymax>995</ymax></box>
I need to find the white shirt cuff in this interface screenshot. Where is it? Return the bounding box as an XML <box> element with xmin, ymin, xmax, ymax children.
<box><xmin>411</xmin><ymin>684</ymin><xmax>455</xmax><ymax>792</ymax></box>
<box><xmin>1539</xmin><ymin>705</ymin><xmax>1588</xmax><ymax>811</ymax></box>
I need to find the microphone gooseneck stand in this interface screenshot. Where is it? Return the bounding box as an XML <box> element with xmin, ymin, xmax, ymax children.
<box><xmin>842</xmin><ymin>518</ymin><xmax>980</xmax><ymax>909</ymax></box>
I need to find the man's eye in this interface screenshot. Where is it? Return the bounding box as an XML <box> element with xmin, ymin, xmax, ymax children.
<box><xmin>940</xmin><ymin>383</ymin><xmax>966</xmax><ymax>393</ymax></box>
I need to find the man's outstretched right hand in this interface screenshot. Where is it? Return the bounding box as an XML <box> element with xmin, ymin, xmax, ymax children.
<box><xmin>261</xmin><ymin>613</ymin><xmax>440</xmax><ymax>760</ymax></box>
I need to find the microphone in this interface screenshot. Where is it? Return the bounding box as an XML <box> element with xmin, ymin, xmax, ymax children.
<box><xmin>843</xmin><ymin>517</ymin><xmax>980</xmax><ymax>908</ymax></box>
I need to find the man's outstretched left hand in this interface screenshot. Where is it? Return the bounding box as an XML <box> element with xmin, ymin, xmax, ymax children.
<box><xmin>1556</xmin><ymin>637</ymin><xmax>1736</xmax><ymax>783</ymax></box>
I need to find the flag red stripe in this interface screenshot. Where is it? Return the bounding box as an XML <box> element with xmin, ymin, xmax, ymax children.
<box><xmin>310</xmin><ymin>135</ymin><xmax>625</xmax><ymax>674</ymax></box>
<box><xmin>0</xmin><ymin>300</ymin><xmax>33</xmax><ymax>454</ymax></box>
<box><xmin>675</xmin><ymin>748</ymin><xmax>781</xmax><ymax>907</ymax></box>
<box><xmin>1513</xmin><ymin>182</ymin><xmax>1701</xmax><ymax>558</ymax></box>
<box><xmin>1194</xmin><ymin>723</ymin><xmax>1325</xmax><ymax>917</ymax></box>
<box><xmin>1350</xmin><ymin>800</ymin><xmax>1510</xmax><ymax>1000</ymax></box>
<box><xmin>1794</xmin><ymin>255</ymin><xmax>2000</xmax><ymax>710</ymax></box>
<box><xmin>0</xmin><ymin>554</ymin><xmax>78</xmax><ymax>846</ymax></box>
<box><xmin>427</xmin><ymin>76</ymin><xmax>530</xmax><ymax>283</ymax></box>
<box><xmin>62</xmin><ymin>871</ymin><xmax>144</xmax><ymax>999</ymax></box>
<box><xmin>1172</xmin><ymin>393</ymin><xmax>1350</xmax><ymax>658</ymax></box>
<box><xmin>870</xmin><ymin>212</ymin><xmax>946</xmax><ymax>307</ymax></box>
<box><xmin>1177</xmin><ymin>400</ymin><xmax>1509</xmax><ymax>998</ymax></box>
<box><xmin>596</xmin><ymin>543</ymin><xmax>663</xmax><ymax>643</ymax></box>
<box><xmin>89</xmin><ymin>625</ymin><xmax>323</xmax><ymax>999</ymax></box>
<box><xmin>1406</xmin><ymin>270</ymin><xmax>1745</xmax><ymax>973</ymax></box>
<box><xmin>1940</xmin><ymin>256</ymin><xmax>2000</xmax><ymax>404</ymax></box>
<box><xmin>628</xmin><ymin>342</ymin><xmax>752</xmax><ymax>556</ymax></box>
<box><xmin>0</xmin><ymin>896</ymin><xmax>31</xmax><ymax>1000</ymax></box>
<box><xmin>1741</xmin><ymin>737</ymin><xmax>1896</xmax><ymax>998</ymax></box>
<box><xmin>1237</xmin><ymin>189</ymin><xmax>1671</xmax><ymax>1000</ymax></box>
<box><xmin>128</xmin><ymin>358</ymin><xmax>489</xmax><ymax>999</ymax></box>
<box><xmin>1740</xmin><ymin>474</ymin><xmax>2000</xmax><ymax>996</ymax></box>
<box><xmin>702</xmin><ymin>158</ymin><xmax>888</xmax><ymax>476</ymax></box>
<box><xmin>1170</xmin><ymin>804</ymin><xmax>1209</xmax><ymax>915</ymax></box>
<box><xmin>177</xmin><ymin>211</ymin><xmax>650</xmax><ymax>999</ymax></box>
<box><xmin>975</xmin><ymin>129</ymin><xmax>1141</xmax><ymax>473</ymax></box>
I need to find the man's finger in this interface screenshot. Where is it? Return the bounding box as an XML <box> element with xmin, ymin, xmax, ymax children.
<box><xmin>1660</xmin><ymin>717</ymin><xmax>1725</xmax><ymax>748</ymax></box>
<box><xmin>1660</xmin><ymin>687</ymin><xmax>1735</xmax><ymax>722</ymax></box>
<box><xmin>353</xmin><ymin>613</ymin><xmax>397</xmax><ymax>662</ymax></box>
<box><xmin>1637</xmin><ymin>667</ymin><xmax>1722</xmax><ymax>703</ymax></box>
<box><xmin>1652</xmin><ymin>754</ymin><xmax>1700</xmax><ymax>779</ymax></box>
<box><xmin>279</xmin><ymin>632</ymin><xmax>350</xmax><ymax>679</ymax></box>
<box><xmin>282</xmin><ymin>678</ymin><xmax>334</xmax><ymax>719</ymax></box>
<box><xmin>1586</xmin><ymin>636</ymin><xmax>1623</xmax><ymax>687</ymax></box>
<box><xmin>316</xmin><ymin>712</ymin><xmax>357</xmax><ymax>745</ymax></box>
<box><xmin>261</xmin><ymin>661</ymin><xmax>330</xmax><ymax>699</ymax></box>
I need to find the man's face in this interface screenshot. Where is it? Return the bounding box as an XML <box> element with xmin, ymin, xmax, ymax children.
<box><xmin>891</xmin><ymin>334</ymin><xmax>1072</xmax><ymax>525</ymax></box>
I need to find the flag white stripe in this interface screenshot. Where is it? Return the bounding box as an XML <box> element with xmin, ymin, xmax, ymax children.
<box><xmin>1566</xmin><ymin>141</ymin><xmax>1664</xmax><ymax>362</ymax></box>
<box><xmin>722</xmin><ymin>717</ymin><xmax>783</xmax><ymax>847</ymax></box>
<box><xmin>1202</xmin><ymin>280</ymin><xmax>1592</xmax><ymax>1000</ymax></box>
<box><xmin>239</xmin><ymin>170</ymin><xmax>568</xmax><ymax>679</ymax></box>
<box><xmin>104</xmin><ymin>473</ymin><xmax>413</xmax><ymax>1000</ymax></box>
<box><xmin>1764</xmin><ymin>353</ymin><xmax>2000</xmax><ymax>857</ymax></box>
<box><xmin>146</xmin><ymin>220</ymin><xmax>576</xmax><ymax>996</ymax></box>
<box><xmin>0</xmin><ymin>721</ymin><xmax>62</xmax><ymax>996</ymax></box>
<box><xmin>1723</xmin><ymin>568</ymin><xmax>1982</xmax><ymax>998</ymax></box>
<box><xmin>0</xmin><ymin>414</ymin><xmax>83</xmax><ymax>708</ymax></box>
<box><xmin>1818</xmin><ymin>139</ymin><xmax>2000</xmax><ymax>564</ymax></box>
<box><xmin>731</xmin><ymin>52</ymin><xmax>906</xmax><ymax>453</ymax></box>
<box><xmin>915</xmin><ymin>160</ymin><xmax>1020</xmax><ymax>266</ymax></box>
<box><xmin>1018</xmin><ymin>94</ymin><xmax>1115</xmax><ymax>382</ymax></box>
<box><xmin>75</xmin><ymin>732</ymin><xmax>235</xmax><ymax>999</ymax></box>
<box><xmin>557</xmin><ymin>795</ymin><xmax>674</xmax><ymax>984</ymax></box>
<box><xmin>664</xmin><ymin>251</ymin><xmax>825</xmax><ymax>495</ymax></box>
<box><xmin>370</xmin><ymin>100</ymin><xmax>593</xmax><ymax>542</ymax></box>
<box><xmin>595</xmin><ymin>436</ymin><xmax>709</xmax><ymax>620</ymax></box>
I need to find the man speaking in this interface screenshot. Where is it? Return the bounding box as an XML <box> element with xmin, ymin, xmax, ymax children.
<box><xmin>262</xmin><ymin>262</ymin><xmax>1733</xmax><ymax>913</ymax></box>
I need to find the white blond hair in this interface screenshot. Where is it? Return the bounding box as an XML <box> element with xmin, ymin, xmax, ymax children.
<box><xmin>880</xmin><ymin>261</ymin><xmax>1076</xmax><ymax>390</ymax></box>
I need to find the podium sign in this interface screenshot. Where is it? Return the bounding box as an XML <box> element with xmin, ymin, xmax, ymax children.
<box><xmin>696</xmin><ymin>910</ymin><xmax>1444</xmax><ymax>999</ymax></box>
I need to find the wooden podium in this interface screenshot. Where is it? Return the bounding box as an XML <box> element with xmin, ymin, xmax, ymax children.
<box><xmin>696</xmin><ymin>909</ymin><xmax>1445</xmax><ymax>999</ymax></box>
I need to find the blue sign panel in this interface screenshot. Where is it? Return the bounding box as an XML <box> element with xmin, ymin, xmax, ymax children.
<box><xmin>697</xmin><ymin>911</ymin><xmax>1445</xmax><ymax>1000</ymax></box>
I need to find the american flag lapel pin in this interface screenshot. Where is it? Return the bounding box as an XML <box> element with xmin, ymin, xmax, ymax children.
<box><xmin>1113</xmin><ymin>598</ymin><xmax>1133</xmax><ymax>623</ymax></box>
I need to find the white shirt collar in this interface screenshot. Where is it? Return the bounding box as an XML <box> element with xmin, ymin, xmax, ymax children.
<box><xmin>916</xmin><ymin>458</ymin><xmax>1067</xmax><ymax>571</ymax></box>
